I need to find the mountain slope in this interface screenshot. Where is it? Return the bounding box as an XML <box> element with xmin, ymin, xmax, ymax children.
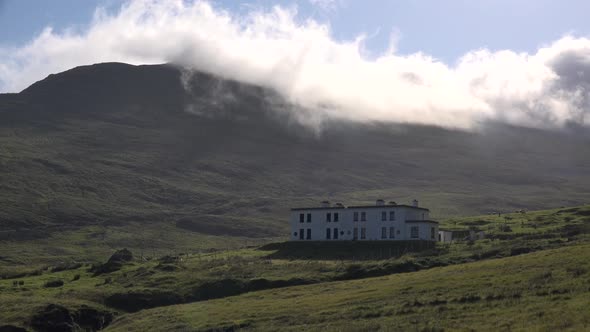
<box><xmin>1</xmin><ymin>62</ymin><xmax>589</xmax><ymax>243</ymax></box>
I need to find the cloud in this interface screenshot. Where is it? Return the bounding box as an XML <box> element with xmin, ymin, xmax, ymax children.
<box><xmin>1</xmin><ymin>0</ymin><xmax>590</xmax><ymax>129</ymax></box>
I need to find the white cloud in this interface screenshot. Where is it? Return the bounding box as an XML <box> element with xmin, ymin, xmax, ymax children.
<box><xmin>1</xmin><ymin>0</ymin><xmax>590</xmax><ymax>129</ymax></box>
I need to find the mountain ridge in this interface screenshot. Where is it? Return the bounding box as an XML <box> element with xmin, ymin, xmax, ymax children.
<box><xmin>0</xmin><ymin>62</ymin><xmax>589</xmax><ymax>241</ymax></box>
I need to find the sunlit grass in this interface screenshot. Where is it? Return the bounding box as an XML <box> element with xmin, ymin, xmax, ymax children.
<box><xmin>1</xmin><ymin>205</ymin><xmax>589</xmax><ymax>330</ymax></box>
<box><xmin>107</xmin><ymin>244</ymin><xmax>590</xmax><ymax>331</ymax></box>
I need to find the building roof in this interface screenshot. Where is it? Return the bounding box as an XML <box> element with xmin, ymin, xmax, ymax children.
<box><xmin>405</xmin><ymin>220</ymin><xmax>439</xmax><ymax>224</ymax></box>
<box><xmin>347</xmin><ymin>204</ymin><xmax>429</xmax><ymax>211</ymax></box>
<box><xmin>290</xmin><ymin>204</ymin><xmax>429</xmax><ymax>211</ymax></box>
<box><xmin>290</xmin><ymin>206</ymin><xmax>346</xmax><ymax>211</ymax></box>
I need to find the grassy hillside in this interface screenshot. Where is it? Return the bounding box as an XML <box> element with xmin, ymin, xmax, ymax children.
<box><xmin>106</xmin><ymin>243</ymin><xmax>590</xmax><ymax>332</ymax></box>
<box><xmin>1</xmin><ymin>205</ymin><xmax>588</xmax><ymax>331</ymax></box>
<box><xmin>1</xmin><ymin>62</ymin><xmax>590</xmax><ymax>263</ymax></box>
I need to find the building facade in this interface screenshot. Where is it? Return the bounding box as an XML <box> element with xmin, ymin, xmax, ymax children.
<box><xmin>438</xmin><ymin>230</ymin><xmax>453</xmax><ymax>243</ymax></box>
<box><xmin>289</xmin><ymin>199</ymin><xmax>438</xmax><ymax>242</ymax></box>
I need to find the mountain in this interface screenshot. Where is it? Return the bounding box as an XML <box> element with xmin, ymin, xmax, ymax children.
<box><xmin>1</xmin><ymin>62</ymin><xmax>589</xmax><ymax>246</ymax></box>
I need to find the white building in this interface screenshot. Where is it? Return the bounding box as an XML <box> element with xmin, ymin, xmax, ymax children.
<box><xmin>289</xmin><ymin>199</ymin><xmax>438</xmax><ymax>242</ymax></box>
<box><xmin>438</xmin><ymin>230</ymin><xmax>453</xmax><ymax>243</ymax></box>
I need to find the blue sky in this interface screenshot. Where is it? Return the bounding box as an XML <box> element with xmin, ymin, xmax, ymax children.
<box><xmin>2</xmin><ymin>0</ymin><xmax>590</xmax><ymax>64</ymax></box>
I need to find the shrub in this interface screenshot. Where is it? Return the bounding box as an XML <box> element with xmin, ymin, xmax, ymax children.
<box><xmin>92</xmin><ymin>249</ymin><xmax>134</xmax><ymax>276</ymax></box>
<box><xmin>44</xmin><ymin>279</ymin><xmax>64</xmax><ymax>288</ymax></box>
<box><xmin>484</xmin><ymin>294</ymin><xmax>506</xmax><ymax>301</ymax></box>
<box><xmin>510</xmin><ymin>247</ymin><xmax>533</xmax><ymax>256</ymax></box>
<box><xmin>72</xmin><ymin>274</ymin><xmax>81</xmax><ymax>281</ymax></box>
<box><xmin>50</xmin><ymin>262</ymin><xmax>82</xmax><ymax>273</ymax></box>
<box><xmin>529</xmin><ymin>271</ymin><xmax>553</xmax><ymax>288</ymax></box>
<box><xmin>566</xmin><ymin>267</ymin><xmax>587</xmax><ymax>277</ymax></box>
<box><xmin>105</xmin><ymin>290</ymin><xmax>184</xmax><ymax>312</ymax></box>
<box><xmin>455</xmin><ymin>294</ymin><xmax>481</xmax><ymax>303</ymax></box>
<box><xmin>473</xmin><ymin>249</ymin><xmax>503</xmax><ymax>260</ymax></box>
<box><xmin>31</xmin><ymin>304</ymin><xmax>114</xmax><ymax>332</ymax></box>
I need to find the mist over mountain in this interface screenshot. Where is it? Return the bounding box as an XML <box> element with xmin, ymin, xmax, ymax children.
<box><xmin>1</xmin><ymin>62</ymin><xmax>589</xmax><ymax>239</ymax></box>
<box><xmin>4</xmin><ymin>1</ymin><xmax>590</xmax><ymax>130</ymax></box>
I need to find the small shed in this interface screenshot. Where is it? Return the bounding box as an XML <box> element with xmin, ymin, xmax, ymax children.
<box><xmin>438</xmin><ymin>229</ymin><xmax>453</xmax><ymax>243</ymax></box>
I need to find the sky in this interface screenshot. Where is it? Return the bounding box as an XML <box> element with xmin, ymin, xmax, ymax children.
<box><xmin>3</xmin><ymin>0</ymin><xmax>590</xmax><ymax>63</ymax></box>
<box><xmin>1</xmin><ymin>0</ymin><xmax>590</xmax><ymax>129</ymax></box>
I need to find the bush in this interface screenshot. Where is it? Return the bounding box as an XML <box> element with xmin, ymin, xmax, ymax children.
<box><xmin>529</xmin><ymin>271</ymin><xmax>553</xmax><ymax>288</ymax></box>
<box><xmin>510</xmin><ymin>247</ymin><xmax>532</xmax><ymax>256</ymax></box>
<box><xmin>72</xmin><ymin>274</ymin><xmax>81</xmax><ymax>281</ymax></box>
<box><xmin>44</xmin><ymin>279</ymin><xmax>64</xmax><ymax>288</ymax></box>
<box><xmin>566</xmin><ymin>267</ymin><xmax>587</xmax><ymax>277</ymax></box>
<box><xmin>50</xmin><ymin>262</ymin><xmax>82</xmax><ymax>273</ymax></box>
<box><xmin>190</xmin><ymin>279</ymin><xmax>246</xmax><ymax>301</ymax></box>
<box><xmin>455</xmin><ymin>294</ymin><xmax>481</xmax><ymax>303</ymax></box>
<box><xmin>30</xmin><ymin>304</ymin><xmax>114</xmax><ymax>332</ymax></box>
<box><xmin>105</xmin><ymin>290</ymin><xmax>184</xmax><ymax>312</ymax></box>
<box><xmin>92</xmin><ymin>249</ymin><xmax>134</xmax><ymax>276</ymax></box>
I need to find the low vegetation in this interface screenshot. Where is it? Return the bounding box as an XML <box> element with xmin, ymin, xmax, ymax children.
<box><xmin>0</xmin><ymin>205</ymin><xmax>588</xmax><ymax>331</ymax></box>
<box><xmin>106</xmin><ymin>244</ymin><xmax>590</xmax><ymax>331</ymax></box>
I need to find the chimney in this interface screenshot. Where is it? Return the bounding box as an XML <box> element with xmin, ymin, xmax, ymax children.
<box><xmin>412</xmin><ymin>199</ymin><xmax>419</xmax><ymax>207</ymax></box>
<box><xmin>321</xmin><ymin>200</ymin><xmax>331</xmax><ymax>208</ymax></box>
<box><xmin>376</xmin><ymin>199</ymin><xmax>385</xmax><ymax>206</ymax></box>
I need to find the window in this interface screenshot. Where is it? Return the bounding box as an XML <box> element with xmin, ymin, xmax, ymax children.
<box><xmin>299</xmin><ymin>229</ymin><xmax>304</xmax><ymax>240</ymax></box>
<box><xmin>299</xmin><ymin>213</ymin><xmax>304</xmax><ymax>223</ymax></box>
<box><xmin>306</xmin><ymin>229</ymin><xmax>312</xmax><ymax>240</ymax></box>
<box><xmin>381</xmin><ymin>211</ymin><xmax>387</xmax><ymax>221</ymax></box>
<box><xmin>381</xmin><ymin>227</ymin><xmax>387</xmax><ymax>239</ymax></box>
<box><xmin>397</xmin><ymin>229</ymin><xmax>401</xmax><ymax>235</ymax></box>
<box><xmin>431</xmin><ymin>227</ymin><xmax>435</xmax><ymax>239</ymax></box>
<box><xmin>389</xmin><ymin>227</ymin><xmax>395</xmax><ymax>239</ymax></box>
<box><xmin>360</xmin><ymin>228</ymin><xmax>366</xmax><ymax>239</ymax></box>
<box><xmin>326</xmin><ymin>228</ymin><xmax>331</xmax><ymax>240</ymax></box>
<box><xmin>411</xmin><ymin>226</ymin><xmax>419</xmax><ymax>239</ymax></box>
<box><xmin>389</xmin><ymin>211</ymin><xmax>395</xmax><ymax>221</ymax></box>
<box><xmin>293</xmin><ymin>232</ymin><xmax>297</xmax><ymax>237</ymax></box>
<box><xmin>306</xmin><ymin>213</ymin><xmax>312</xmax><ymax>223</ymax></box>
<box><xmin>353</xmin><ymin>228</ymin><xmax>358</xmax><ymax>240</ymax></box>
<box><xmin>361</xmin><ymin>212</ymin><xmax>366</xmax><ymax>221</ymax></box>
<box><xmin>334</xmin><ymin>213</ymin><xmax>339</xmax><ymax>222</ymax></box>
<box><xmin>353</xmin><ymin>212</ymin><xmax>359</xmax><ymax>222</ymax></box>
<box><xmin>326</xmin><ymin>213</ymin><xmax>331</xmax><ymax>222</ymax></box>
<box><xmin>333</xmin><ymin>228</ymin><xmax>339</xmax><ymax>240</ymax></box>
<box><xmin>422</xmin><ymin>213</ymin><xmax>425</xmax><ymax>220</ymax></box>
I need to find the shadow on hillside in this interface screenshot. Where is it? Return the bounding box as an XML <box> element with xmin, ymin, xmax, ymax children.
<box><xmin>259</xmin><ymin>241</ymin><xmax>436</xmax><ymax>261</ymax></box>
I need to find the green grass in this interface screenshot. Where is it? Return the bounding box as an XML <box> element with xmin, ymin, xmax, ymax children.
<box><xmin>105</xmin><ymin>243</ymin><xmax>590</xmax><ymax>331</ymax></box>
<box><xmin>1</xmin><ymin>205</ymin><xmax>589</xmax><ymax>330</ymax></box>
<box><xmin>0</xmin><ymin>221</ymin><xmax>277</xmax><ymax>273</ymax></box>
